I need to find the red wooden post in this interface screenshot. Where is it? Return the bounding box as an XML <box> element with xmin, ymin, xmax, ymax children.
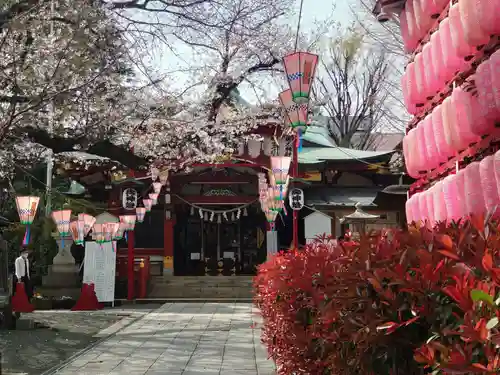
<box><xmin>127</xmin><ymin>230</ymin><xmax>135</xmax><ymax>300</ymax></box>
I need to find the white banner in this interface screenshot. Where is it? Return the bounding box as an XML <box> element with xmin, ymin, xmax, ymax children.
<box><xmin>83</xmin><ymin>242</ymin><xmax>116</xmax><ymax>303</ymax></box>
<box><xmin>266</xmin><ymin>231</ymin><xmax>278</xmax><ymax>257</ymax></box>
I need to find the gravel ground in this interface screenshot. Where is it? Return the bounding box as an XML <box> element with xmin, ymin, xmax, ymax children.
<box><xmin>0</xmin><ymin>304</ymin><xmax>162</xmax><ymax>375</ymax></box>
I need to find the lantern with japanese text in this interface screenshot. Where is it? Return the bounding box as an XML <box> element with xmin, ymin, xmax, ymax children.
<box><xmin>122</xmin><ymin>188</ymin><xmax>138</xmax><ymax>210</ymax></box>
<box><xmin>136</xmin><ymin>207</ymin><xmax>146</xmax><ymax>223</ymax></box>
<box><xmin>149</xmin><ymin>192</ymin><xmax>159</xmax><ymax>205</ymax></box>
<box><xmin>283</xmin><ymin>52</ymin><xmax>318</xmax><ymax>103</ymax></box>
<box><xmin>16</xmin><ymin>196</ymin><xmax>40</xmax><ymax>245</ymax></box>
<box><xmin>69</xmin><ymin>219</ymin><xmax>86</xmax><ymax>245</ymax></box>
<box><xmin>143</xmin><ymin>199</ymin><xmax>153</xmax><ymax>212</ymax></box>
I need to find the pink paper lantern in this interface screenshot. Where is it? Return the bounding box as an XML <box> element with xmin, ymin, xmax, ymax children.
<box><xmin>430</xmin><ymin>30</ymin><xmax>447</xmax><ymax>88</ymax></box>
<box><xmin>432</xmin><ymin>181</ymin><xmax>447</xmax><ymax>224</ymax></box>
<box><xmin>77</xmin><ymin>213</ymin><xmax>96</xmax><ymax>236</ymax></box>
<box><xmin>15</xmin><ymin>196</ymin><xmax>40</xmax><ymax>225</ymax></box>
<box><xmin>136</xmin><ymin>207</ymin><xmax>146</xmax><ymax>223</ymax></box>
<box><xmin>51</xmin><ymin>210</ymin><xmax>72</xmax><ymax>236</ymax></box>
<box><xmin>418</xmin><ymin>191</ymin><xmax>429</xmax><ymax>225</ymax></box>
<box><xmin>464</xmin><ymin>162</ymin><xmax>486</xmax><ymax>216</ymax></box>
<box><xmin>120</xmin><ymin>215</ymin><xmax>136</xmax><ymax>231</ymax></box>
<box><xmin>270</xmin><ymin>156</ymin><xmax>291</xmax><ymax>185</ymax></box>
<box><xmin>440</xmin><ymin>17</ymin><xmax>465</xmax><ymax>81</ymax></box>
<box><xmin>451</xmin><ymin>87</ymin><xmax>481</xmax><ymax>149</ymax></box>
<box><xmin>425</xmin><ymin>189</ymin><xmax>435</xmax><ymax>226</ymax></box>
<box><xmin>448</xmin><ymin>4</ymin><xmax>476</xmax><ymax>60</ymax></box>
<box><xmin>279</xmin><ymin>89</ymin><xmax>309</xmax><ymax>131</ymax></box>
<box><xmin>422</xmin><ymin>44</ymin><xmax>439</xmax><ymax>96</ymax></box>
<box><xmin>114</xmin><ymin>223</ymin><xmax>127</xmax><ymax>241</ymax></box>
<box><xmin>283</xmin><ymin>52</ymin><xmax>318</xmax><ymax>103</ymax></box>
<box><xmin>476</xmin><ymin>0</ymin><xmax>500</xmax><ymax>36</ymax></box>
<box><xmin>148</xmin><ymin>192</ymin><xmax>159</xmax><ymax>205</ymax></box>
<box><xmin>474</xmin><ymin>60</ymin><xmax>498</xmax><ymax>132</ymax></box>
<box><xmin>441</xmin><ymin>97</ymin><xmax>459</xmax><ymax>154</ymax></box>
<box><xmin>403</xmin><ymin>128</ymin><xmax>419</xmax><ymax>178</ymax></box>
<box><xmin>413</xmin><ymin>0</ymin><xmax>431</xmax><ymax>40</ymax></box>
<box><xmin>411</xmin><ymin>193</ymin><xmax>422</xmax><ymax>224</ymax></box>
<box><xmin>422</xmin><ymin>115</ymin><xmax>439</xmax><ymax>170</ymax></box>
<box><xmin>431</xmin><ymin>104</ymin><xmax>448</xmax><ymax>163</ymax></box>
<box><xmin>403</xmin><ymin>62</ymin><xmax>419</xmax><ymax>112</ymax></box>
<box><xmin>442</xmin><ymin>173</ymin><xmax>466</xmax><ymax>222</ymax></box>
<box><xmin>405</xmin><ymin>0</ymin><xmax>421</xmax><ymax>47</ymax></box>
<box><xmin>479</xmin><ymin>155</ymin><xmax>500</xmax><ymax>218</ymax></box>
<box><xmin>416</xmin><ymin>124</ymin><xmax>430</xmax><ymax>172</ymax></box>
<box><xmin>69</xmin><ymin>220</ymin><xmax>86</xmax><ymax>245</ymax></box>
<box><xmin>458</xmin><ymin>0</ymin><xmax>489</xmax><ymax>47</ymax></box>
<box><xmin>399</xmin><ymin>7</ymin><xmax>415</xmax><ymax>53</ymax></box>
<box><xmin>423</xmin><ymin>0</ymin><xmax>448</xmax><ymax>18</ymax></box>
<box><xmin>92</xmin><ymin>223</ymin><xmax>119</xmax><ymax>244</ymax></box>
<box><xmin>401</xmin><ymin>71</ymin><xmax>416</xmax><ymax>115</ymax></box>
<box><xmin>414</xmin><ymin>52</ymin><xmax>427</xmax><ymax>102</ymax></box>
<box><xmin>491</xmin><ymin>50</ymin><xmax>500</xmax><ymax>115</ymax></box>
<box><xmin>143</xmin><ymin>199</ymin><xmax>153</xmax><ymax>212</ymax></box>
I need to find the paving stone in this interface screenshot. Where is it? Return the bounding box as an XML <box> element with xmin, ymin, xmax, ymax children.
<box><xmin>51</xmin><ymin>302</ymin><xmax>275</xmax><ymax>374</ymax></box>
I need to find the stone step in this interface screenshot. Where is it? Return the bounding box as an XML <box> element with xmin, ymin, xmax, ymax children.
<box><xmin>148</xmin><ymin>276</ymin><xmax>254</xmax><ymax>299</ymax></box>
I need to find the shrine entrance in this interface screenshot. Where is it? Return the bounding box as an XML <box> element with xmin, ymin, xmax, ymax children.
<box><xmin>174</xmin><ymin>205</ymin><xmax>267</xmax><ymax>276</ymax></box>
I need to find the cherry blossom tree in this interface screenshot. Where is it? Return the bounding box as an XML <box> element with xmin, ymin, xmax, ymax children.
<box><xmin>0</xmin><ymin>0</ymin><xmax>293</xmax><ymax>177</ymax></box>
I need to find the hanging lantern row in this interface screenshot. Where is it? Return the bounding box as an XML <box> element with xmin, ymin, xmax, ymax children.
<box><xmin>14</xmin><ymin>192</ymin><xmax>155</xmax><ymax>249</ymax></box>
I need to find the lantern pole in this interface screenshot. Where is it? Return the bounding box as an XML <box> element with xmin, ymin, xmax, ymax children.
<box><xmin>292</xmin><ymin>135</ymin><xmax>299</xmax><ymax>250</ymax></box>
<box><xmin>128</xmin><ymin>145</ymin><xmax>136</xmax><ymax>301</ymax></box>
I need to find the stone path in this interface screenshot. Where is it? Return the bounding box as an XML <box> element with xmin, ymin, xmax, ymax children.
<box><xmin>52</xmin><ymin>302</ymin><xmax>276</xmax><ymax>375</ymax></box>
<box><xmin>1</xmin><ymin>305</ymin><xmax>161</xmax><ymax>375</ymax></box>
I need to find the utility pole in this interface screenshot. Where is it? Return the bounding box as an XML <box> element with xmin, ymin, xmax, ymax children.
<box><xmin>45</xmin><ymin>0</ymin><xmax>55</xmax><ymax>216</ymax></box>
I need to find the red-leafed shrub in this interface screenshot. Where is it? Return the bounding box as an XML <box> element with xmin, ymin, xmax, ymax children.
<box><xmin>254</xmin><ymin>218</ymin><xmax>500</xmax><ymax>375</ymax></box>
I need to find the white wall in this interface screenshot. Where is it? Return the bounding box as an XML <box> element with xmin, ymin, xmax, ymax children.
<box><xmin>304</xmin><ymin>212</ymin><xmax>332</xmax><ymax>244</ymax></box>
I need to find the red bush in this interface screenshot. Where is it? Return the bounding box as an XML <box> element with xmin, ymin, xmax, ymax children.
<box><xmin>254</xmin><ymin>218</ymin><xmax>500</xmax><ymax>375</ymax></box>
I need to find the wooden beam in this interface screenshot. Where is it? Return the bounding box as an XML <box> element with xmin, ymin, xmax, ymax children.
<box><xmin>174</xmin><ymin>195</ymin><xmax>256</xmax><ymax>205</ymax></box>
<box><xmin>174</xmin><ymin>174</ymin><xmax>255</xmax><ymax>184</ymax></box>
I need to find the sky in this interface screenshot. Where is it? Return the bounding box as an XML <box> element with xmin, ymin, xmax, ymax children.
<box><xmin>141</xmin><ymin>0</ymin><xmax>359</xmax><ymax>103</ymax></box>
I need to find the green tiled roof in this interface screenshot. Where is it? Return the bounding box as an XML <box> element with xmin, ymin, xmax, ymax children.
<box><xmin>298</xmin><ymin>147</ymin><xmax>395</xmax><ymax>164</ymax></box>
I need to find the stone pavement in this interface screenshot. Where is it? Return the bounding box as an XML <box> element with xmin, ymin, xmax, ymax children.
<box><xmin>52</xmin><ymin>302</ymin><xmax>276</xmax><ymax>375</ymax></box>
<box><xmin>1</xmin><ymin>305</ymin><xmax>162</xmax><ymax>375</ymax></box>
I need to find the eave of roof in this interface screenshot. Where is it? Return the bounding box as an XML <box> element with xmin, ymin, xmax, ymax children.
<box><xmin>298</xmin><ymin>147</ymin><xmax>395</xmax><ymax>165</ymax></box>
<box><xmin>304</xmin><ymin>186</ymin><xmax>381</xmax><ymax>207</ymax></box>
